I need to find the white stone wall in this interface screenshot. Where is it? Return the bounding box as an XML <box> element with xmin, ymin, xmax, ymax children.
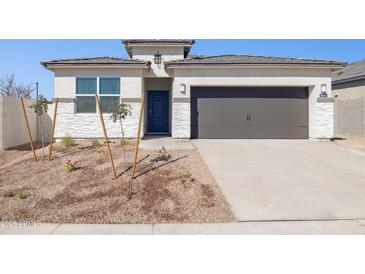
<box><xmin>171</xmin><ymin>102</ymin><xmax>190</xmax><ymax>138</ymax></box>
<box><xmin>315</xmin><ymin>102</ymin><xmax>334</xmax><ymax>138</ymax></box>
<box><xmin>54</xmin><ymin>102</ymin><xmax>143</xmax><ymax>139</ymax></box>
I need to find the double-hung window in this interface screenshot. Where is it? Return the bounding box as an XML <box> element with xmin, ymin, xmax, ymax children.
<box><xmin>75</xmin><ymin>77</ymin><xmax>120</xmax><ymax>113</ymax></box>
<box><xmin>99</xmin><ymin>77</ymin><xmax>120</xmax><ymax>113</ymax></box>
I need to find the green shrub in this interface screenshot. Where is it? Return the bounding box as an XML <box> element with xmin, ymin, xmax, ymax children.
<box><xmin>91</xmin><ymin>139</ymin><xmax>101</xmax><ymax>148</ymax></box>
<box><xmin>2</xmin><ymin>191</ymin><xmax>16</xmax><ymax>198</ymax></box>
<box><xmin>61</xmin><ymin>134</ymin><xmax>75</xmax><ymax>147</ymax></box>
<box><xmin>66</xmin><ymin>160</ymin><xmax>79</xmax><ymax>172</ymax></box>
<box><xmin>120</xmin><ymin>138</ymin><xmax>129</xmax><ymax>146</ymax></box>
<box><xmin>18</xmin><ymin>192</ymin><xmax>28</xmax><ymax>199</ymax></box>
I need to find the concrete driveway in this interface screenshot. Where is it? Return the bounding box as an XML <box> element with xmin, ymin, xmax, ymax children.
<box><xmin>193</xmin><ymin>139</ymin><xmax>365</xmax><ymax>221</ymax></box>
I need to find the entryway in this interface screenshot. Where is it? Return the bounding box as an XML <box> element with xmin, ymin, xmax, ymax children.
<box><xmin>147</xmin><ymin>90</ymin><xmax>169</xmax><ymax>134</ymax></box>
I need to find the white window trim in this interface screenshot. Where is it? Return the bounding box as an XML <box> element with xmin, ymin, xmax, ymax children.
<box><xmin>75</xmin><ymin>75</ymin><xmax>121</xmax><ymax>114</ymax></box>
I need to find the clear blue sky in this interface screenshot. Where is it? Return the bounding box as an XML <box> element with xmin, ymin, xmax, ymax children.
<box><xmin>1</xmin><ymin>39</ymin><xmax>365</xmax><ymax>99</ymax></box>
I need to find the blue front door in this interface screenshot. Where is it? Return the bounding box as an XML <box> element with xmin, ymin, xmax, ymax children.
<box><xmin>147</xmin><ymin>90</ymin><xmax>169</xmax><ymax>133</ymax></box>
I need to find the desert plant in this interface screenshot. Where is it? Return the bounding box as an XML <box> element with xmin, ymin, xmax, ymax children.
<box><xmin>66</xmin><ymin>160</ymin><xmax>78</xmax><ymax>172</ymax></box>
<box><xmin>120</xmin><ymin>138</ymin><xmax>129</xmax><ymax>146</ymax></box>
<box><xmin>110</xmin><ymin>102</ymin><xmax>132</xmax><ymax>164</ymax></box>
<box><xmin>91</xmin><ymin>139</ymin><xmax>101</xmax><ymax>148</ymax></box>
<box><xmin>2</xmin><ymin>191</ymin><xmax>16</xmax><ymax>197</ymax></box>
<box><xmin>18</xmin><ymin>192</ymin><xmax>28</xmax><ymax>199</ymax></box>
<box><xmin>61</xmin><ymin>134</ymin><xmax>75</xmax><ymax>147</ymax></box>
<box><xmin>29</xmin><ymin>94</ymin><xmax>50</xmax><ymax>161</ymax></box>
<box><xmin>151</xmin><ymin>146</ymin><xmax>171</xmax><ymax>163</ymax></box>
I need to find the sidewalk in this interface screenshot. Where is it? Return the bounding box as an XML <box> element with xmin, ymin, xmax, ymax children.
<box><xmin>1</xmin><ymin>220</ymin><xmax>365</xmax><ymax>235</ymax></box>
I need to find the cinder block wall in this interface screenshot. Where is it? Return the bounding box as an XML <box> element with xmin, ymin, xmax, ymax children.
<box><xmin>0</xmin><ymin>96</ymin><xmax>52</xmax><ymax>149</ymax></box>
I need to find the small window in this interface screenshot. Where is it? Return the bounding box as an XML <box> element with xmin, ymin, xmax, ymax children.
<box><xmin>76</xmin><ymin>78</ymin><xmax>97</xmax><ymax>94</ymax></box>
<box><xmin>100</xmin><ymin>97</ymin><xmax>120</xmax><ymax>113</ymax></box>
<box><xmin>99</xmin><ymin>77</ymin><xmax>120</xmax><ymax>94</ymax></box>
<box><xmin>76</xmin><ymin>96</ymin><xmax>96</xmax><ymax>113</ymax></box>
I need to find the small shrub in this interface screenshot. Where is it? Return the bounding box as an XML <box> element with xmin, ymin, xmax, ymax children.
<box><xmin>2</xmin><ymin>191</ymin><xmax>16</xmax><ymax>198</ymax></box>
<box><xmin>91</xmin><ymin>139</ymin><xmax>101</xmax><ymax>148</ymax></box>
<box><xmin>18</xmin><ymin>192</ymin><xmax>28</xmax><ymax>199</ymax></box>
<box><xmin>66</xmin><ymin>160</ymin><xmax>78</xmax><ymax>172</ymax></box>
<box><xmin>96</xmin><ymin>147</ymin><xmax>102</xmax><ymax>154</ymax></box>
<box><xmin>120</xmin><ymin>138</ymin><xmax>129</xmax><ymax>146</ymax></box>
<box><xmin>151</xmin><ymin>146</ymin><xmax>171</xmax><ymax>163</ymax></box>
<box><xmin>61</xmin><ymin>134</ymin><xmax>75</xmax><ymax>147</ymax></box>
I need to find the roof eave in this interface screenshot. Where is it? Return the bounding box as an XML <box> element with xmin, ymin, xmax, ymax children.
<box><xmin>41</xmin><ymin>63</ymin><xmax>150</xmax><ymax>70</ymax></box>
<box><xmin>332</xmin><ymin>74</ymin><xmax>365</xmax><ymax>85</ymax></box>
<box><xmin>165</xmin><ymin>63</ymin><xmax>346</xmax><ymax>70</ymax></box>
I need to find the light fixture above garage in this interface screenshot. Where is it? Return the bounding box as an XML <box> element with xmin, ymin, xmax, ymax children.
<box><xmin>154</xmin><ymin>52</ymin><xmax>162</xmax><ymax>65</ymax></box>
<box><xmin>320</xmin><ymin>84</ymin><xmax>328</xmax><ymax>97</ymax></box>
<box><xmin>180</xmin><ymin>83</ymin><xmax>186</xmax><ymax>94</ymax></box>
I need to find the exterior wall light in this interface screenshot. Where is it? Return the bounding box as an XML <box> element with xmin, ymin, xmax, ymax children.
<box><xmin>180</xmin><ymin>83</ymin><xmax>186</xmax><ymax>94</ymax></box>
<box><xmin>154</xmin><ymin>52</ymin><xmax>162</xmax><ymax>65</ymax></box>
<box><xmin>320</xmin><ymin>84</ymin><xmax>328</xmax><ymax>97</ymax></box>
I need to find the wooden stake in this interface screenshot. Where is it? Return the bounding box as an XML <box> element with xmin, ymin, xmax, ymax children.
<box><xmin>20</xmin><ymin>97</ymin><xmax>37</xmax><ymax>161</ymax></box>
<box><xmin>95</xmin><ymin>95</ymin><xmax>117</xmax><ymax>179</ymax></box>
<box><xmin>131</xmin><ymin>94</ymin><xmax>145</xmax><ymax>179</ymax></box>
<box><xmin>48</xmin><ymin>98</ymin><xmax>58</xmax><ymax>161</ymax></box>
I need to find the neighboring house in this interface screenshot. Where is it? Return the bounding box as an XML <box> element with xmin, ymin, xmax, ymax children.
<box><xmin>332</xmin><ymin>60</ymin><xmax>365</xmax><ymax>138</ymax></box>
<box><xmin>332</xmin><ymin>60</ymin><xmax>365</xmax><ymax>99</ymax></box>
<box><xmin>41</xmin><ymin>39</ymin><xmax>345</xmax><ymax>140</ymax></box>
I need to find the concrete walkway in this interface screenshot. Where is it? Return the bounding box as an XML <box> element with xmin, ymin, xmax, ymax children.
<box><xmin>139</xmin><ymin>136</ymin><xmax>195</xmax><ymax>150</ymax></box>
<box><xmin>1</xmin><ymin>220</ymin><xmax>365</xmax><ymax>235</ymax></box>
<box><xmin>193</xmin><ymin>139</ymin><xmax>365</xmax><ymax>222</ymax></box>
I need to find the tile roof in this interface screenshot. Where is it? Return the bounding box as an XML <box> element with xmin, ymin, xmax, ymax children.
<box><xmin>165</xmin><ymin>54</ymin><xmax>346</xmax><ymax>67</ymax></box>
<box><xmin>122</xmin><ymin>39</ymin><xmax>195</xmax><ymax>45</ymax></box>
<box><xmin>41</xmin><ymin>56</ymin><xmax>149</xmax><ymax>68</ymax></box>
<box><xmin>122</xmin><ymin>39</ymin><xmax>195</xmax><ymax>58</ymax></box>
<box><xmin>332</xmin><ymin>59</ymin><xmax>365</xmax><ymax>83</ymax></box>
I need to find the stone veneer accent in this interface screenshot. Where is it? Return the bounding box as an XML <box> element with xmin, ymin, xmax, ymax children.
<box><xmin>172</xmin><ymin>102</ymin><xmax>190</xmax><ymax>138</ymax></box>
<box><xmin>54</xmin><ymin>102</ymin><xmax>142</xmax><ymax>139</ymax></box>
<box><xmin>316</xmin><ymin>101</ymin><xmax>334</xmax><ymax>138</ymax></box>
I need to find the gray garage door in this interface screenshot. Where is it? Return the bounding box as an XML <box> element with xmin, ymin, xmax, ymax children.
<box><xmin>191</xmin><ymin>87</ymin><xmax>308</xmax><ymax>139</ymax></box>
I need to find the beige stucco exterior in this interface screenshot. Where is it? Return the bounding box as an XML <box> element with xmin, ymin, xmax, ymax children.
<box><xmin>0</xmin><ymin>96</ymin><xmax>52</xmax><ymax>149</ymax></box>
<box><xmin>41</xmin><ymin>41</ymin><xmax>339</xmax><ymax>140</ymax></box>
<box><xmin>170</xmin><ymin>67</ymin><xmax>333</xmax><ymax>138</ymax></box>
<box><xmin>333</xmin><ymin>85</ymin><xmax>365</xmax><ymax>99</ymax></box>
<box><xmin>54</xmin><ymin>68</ymin><xmax>144</xmax><ymax>99</ymax></box>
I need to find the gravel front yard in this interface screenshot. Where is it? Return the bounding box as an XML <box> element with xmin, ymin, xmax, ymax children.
<box><xmin>0</xmin><ymin>141</ymin><xmax>235</xmax><ymax>224</ymax></box>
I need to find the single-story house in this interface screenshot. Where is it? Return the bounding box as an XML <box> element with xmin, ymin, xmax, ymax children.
<box><xmin>41</xmin><ymin>39</ymin><xmax>345</xmax><ymax>139</ymax></box>
<box><xmin>332</xmin><ymin>59</ymin><xmax>365</xmax><ymax>99</ymax></box>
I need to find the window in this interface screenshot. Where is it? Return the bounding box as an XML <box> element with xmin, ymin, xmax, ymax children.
<box><xmin>75</xmin><ymin>76</ymin><xmax>120</xmax><ymax>113</ymax></box>
<box><xmin>99</xmin><ymin>77</ymin><xmax>120</xmax><ymax>94</ymax></box>
<box><xmin>76</xmin><ymin>78</ymin><xmax>97</xmax><ymax>94</ymax></box>
<box><xmin>100</xmin><ymin>97</ymin><xmax>120</xmax><ymax>113</ymax></box>
<box><xmin>99</xmin><ymin>77</ymin><xmax>120</xmax><ymax>113</ymax></box>
<box><xmin>76</xmin><ymin>77</ymin><xmax>97</xmax><ymax>113</ymax></box>
<box><xmin>76</xmin><ymin>97</ymin><xmax>96</xmax><ymax>113</ymax></box>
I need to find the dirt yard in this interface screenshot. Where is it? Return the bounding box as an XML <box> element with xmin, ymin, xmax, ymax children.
<box><xmin>0</xmin><ymin>140</ymin><xmax>235</xmax><ymax>224</ymax></box>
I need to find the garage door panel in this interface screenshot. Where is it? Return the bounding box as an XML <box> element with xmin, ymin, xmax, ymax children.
<box><xmin>191</xmin><ymin>87</ymin><xmax>308</xmax><ymax>139</ymax></box>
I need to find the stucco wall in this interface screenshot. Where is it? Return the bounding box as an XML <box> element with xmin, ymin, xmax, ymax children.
<box><xmin>333</xmin><ymin>84</ymin><xmax>365</xmax><ymax>100</ymax></box>
<box><xmin>132</xmin><ymin>46</ymin><xmax>185</xmax><ymax>77</ymax></box>
<box><xmin>52</xmin><ymin>68</ymin><xmax>144</xmax><ymax>139</ymax></box>
<box><xmin>54</xmin><ymin>68</ymin><xmax>144</xmax><ymax>98</ymax></box>
<box><xmin>170</xmin><ymin>67</ymin><xmax>333</xmax><ymax>138</ymax></box>
<box><xmin>0</xmin><ymin>96</ymin><xmax>52</xmax><ymax>149</ymax></box>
